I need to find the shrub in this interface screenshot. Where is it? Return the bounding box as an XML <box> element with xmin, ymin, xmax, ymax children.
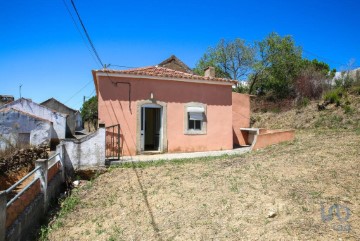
<box><xmin>323</xmin><ymin>91</ymin><xmax>340</xmax><ymax>104</ymax></box>
<box><xmin>323</xmin><ymin>88</ymin><xmax>344</xmax><ymax>105</ymax></box>
<box><xmin>295</xmin><ymin>66</ymin><xmax>328</xmax><ymax>99</ymax></box>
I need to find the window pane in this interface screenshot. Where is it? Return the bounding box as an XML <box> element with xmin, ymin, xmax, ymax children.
<box><xmin>189</xmin><ymin>119</ymin><xmax>195</xmax><ymax>129</ymax></box>
<box><xmin>195</xmin><ymin>120</ymin><xmax>201</xmax><ymax>130</ymax></box>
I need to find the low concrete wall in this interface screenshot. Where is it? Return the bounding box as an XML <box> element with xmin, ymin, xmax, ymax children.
<box><xmin>1</xmin><ymin>158</ymin><xmax>65</xmax><ymax>241</ymax></box>
<box><xmin>57</xmin><ymin>126</ymin><xmax>105</xmax><ymax>174</ymax></box>
<box><xmin>252</xmin><ymin>130</ymin><xmax>295</xmax><ymax>150</ymax></box>
<box><xmin>6</xmin><ymin>194</ymin><xmax>44</xmax><ymax>241</ymax></box>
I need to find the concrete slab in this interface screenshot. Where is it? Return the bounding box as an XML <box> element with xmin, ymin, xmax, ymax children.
<box><xmin>109</xmin><ymin>147</ymin><xmax>251</xmax><ymax>164</ymax></box>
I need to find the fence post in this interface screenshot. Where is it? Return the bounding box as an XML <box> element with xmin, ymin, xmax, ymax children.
<box><xmin>35</xmin><ymin>159</ymin><xmax>48</xmax><ymax>212</ymax></box>
<box><xmin>57</xmin><ymin>144</ymin><xmax>66</xmax><ymax>182</ymax></box>
<box><xmin>0</xmin><ymin>191</ymin><xmax>6</xmax><ymax>241</ymax></box>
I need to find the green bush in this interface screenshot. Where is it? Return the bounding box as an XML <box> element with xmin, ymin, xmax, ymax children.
<box><xmin>323</xmin><ymin>88</ymin><xmax>343</xmax><ymax>105</ymax></box>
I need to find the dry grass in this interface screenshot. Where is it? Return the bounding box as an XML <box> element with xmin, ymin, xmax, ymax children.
<box><xmin>47</xmin><ymin>129</ymin><xmax>360</xmax><ymax>240</ymax></box>
<box><xmin>252</xmin><ymin>94</ymin><xmax>360</xmax><ymax>130</ymax></box>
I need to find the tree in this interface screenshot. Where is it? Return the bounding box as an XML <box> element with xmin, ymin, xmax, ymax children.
<box><xmin>248</xmin><ymin>32</ymin><xmax>303</xmax><ymax>98</ymax></box>
<box><xmin>80</xmin><ymin>96</ymin><xmax>98</xmax><ymax>131</ymax></box>
<box><xmin>194</xmin><ymin>38</ymin><xmax>255</xmax><ymax>80</ymax></box>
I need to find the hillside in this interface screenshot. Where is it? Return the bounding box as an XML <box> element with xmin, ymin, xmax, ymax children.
<box><xmin>251</xmin><ymin>93</ymin><xmax>360</xmax><ymax>130</ymax></box>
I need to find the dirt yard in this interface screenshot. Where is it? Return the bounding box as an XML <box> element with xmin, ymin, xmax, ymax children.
<box><xmin>47</xmin><ymin>129</ymin><xmax>359</xmax><ymax>240</ymax></box>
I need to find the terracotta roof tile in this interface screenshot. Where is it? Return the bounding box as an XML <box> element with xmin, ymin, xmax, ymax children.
<box><xmin>95</xmin><ymin>66</ymin><xmax>237</xmax><ymax>84</ymax></box>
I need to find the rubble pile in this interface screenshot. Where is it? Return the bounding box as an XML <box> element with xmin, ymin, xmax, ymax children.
<box><xmin>0</xmin><ymin>144</ymin><xmax>49</xmax><ymax>175</ymax></box>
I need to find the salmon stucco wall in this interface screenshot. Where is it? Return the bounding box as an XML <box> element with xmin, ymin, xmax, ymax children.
<box><xmin>232</xmin><ymin>93</ymin><xmax>251</xmax><ymax>146</ymax></box>
<box><xmin>96</xmin><ymin>75</ymin><xmax>233</xmax><ymax>156</ymax></box>
<box><xmin>252</xmin><ymin>130</ymin><xmax>295</xmax><ymax>150</ymax></box>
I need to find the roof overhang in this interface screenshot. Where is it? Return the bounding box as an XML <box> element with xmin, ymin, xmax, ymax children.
<box><xmin>93</xmin><ymin>71</ymin><xmax>235</xmax><ymax>87</ymax></box>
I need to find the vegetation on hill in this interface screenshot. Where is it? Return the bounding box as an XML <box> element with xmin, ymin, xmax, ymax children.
<box><xmin>194</xmin><ymin>32</ymin><xmax>339</xmax><ymax>101</ymax></box>
<box><xmin>251</xmin><ymin>89</ymin><xmax>360</xmax><ymax>130</ymax></box>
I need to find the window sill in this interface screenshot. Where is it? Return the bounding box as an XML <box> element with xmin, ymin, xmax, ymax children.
<box><xmin>184</xmin><ymin>130</ymin><xmax>207</xmax><ymax>135</ymax></box>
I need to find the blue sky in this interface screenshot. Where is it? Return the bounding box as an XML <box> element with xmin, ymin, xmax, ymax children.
<box><xmin>1</xmin><ymin>0</ymin><xmax>359</xmax><ymax>110</ymax></box>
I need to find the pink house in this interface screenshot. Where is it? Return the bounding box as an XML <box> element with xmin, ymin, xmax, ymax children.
<box><xmin>92</xmin><ymin>57</ymin><xmax>251</xmax><ymax>157</ymax></box>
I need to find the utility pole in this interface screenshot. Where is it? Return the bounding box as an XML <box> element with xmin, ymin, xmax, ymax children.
<box><xmin>19</xmin><ymin>84</ymin><xmax>22</xmax><ymax>99</ymax></box>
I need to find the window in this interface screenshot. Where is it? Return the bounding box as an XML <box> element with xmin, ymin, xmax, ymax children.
<box><xmin>184</xmin><ymin>104</ymin><xmax>207</xmax><ymax>134</ymax></box>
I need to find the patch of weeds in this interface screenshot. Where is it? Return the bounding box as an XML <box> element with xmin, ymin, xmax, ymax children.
<box><xmin>301</xmin><ymin>206</ymin><xmax>310</xmax><ymax>212</ymax></box>
<box><xmin>330</xmin><ymin>170</ymin><xmax>338</xmax><ymax>179</ymax></box>
<box><xmin>38</xmin><ymin>191</ymin><xmax>80</xmax><ymax>240</ymax></box>
<box><xmin>59</xmin><ymin>192</ymin><xmax>80</xmax><ymax>216</ymax></box>
<box><xmin>111</xmin><ymin>153</ymin><xmax>246</xmax><ymax>170</ymax></box>
<box><xmin>39</xmin><ymin>226</ymin><xmax>50</xmax><ymax>241</ymax></box>
<box><xmin>270</xmin><ymin>107</ymin><xmax>281</xmax><ymax>113</ymax></box>
<box><xmin>96</xmin><ymin>228</ymin><xmax>105</xmax><ymax>235</ymax></box>
<box><xmin>309</xmin><ymin>191</ymin><xmax>322</xmax><ymax>199</ymax></box>
<box><xmin>355</xmin><ymin>127</ymin><xmax>360</xmax><ymax>135</ymax></box>
<box><xmin>323</xmin><ymin>88</ymin><xmax>343</xmax><ymax>105</ymax></box>
<box><xmin>202</xmin><ymin>171</ymin><xmax>209</xmax><ymax>177</ymax></box>
<box><xmin>95</xmin><ymin>222</ymin><xmax>105</xmax><ymax>235</ymax></box>
<box><xmin>343</xmin><ymin>105</ymin><xmax>354</xmax><ymax>114</ymax></box>
<box><xmin>297</xmin><ymin>97</ymin><xmax>310</xmax><ymax>108</ymax></box>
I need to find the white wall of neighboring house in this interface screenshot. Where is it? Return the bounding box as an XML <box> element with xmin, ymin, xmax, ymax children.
<box><xmin>332</xmin><ymin>68</ymin><xmax>360</xmax><ymax>86</ymax></box>
<box><xmin>0</xmin><ymin>98</ymin><xmax>67</xmax><ymax>140</ymax></box>
<box><xmin>0</xmin><ymin>108</ymin><xmax>53</xmax><ymax>150</ymax></box>
<box><xmin>75</xmin><ymin>111</ymin><xmax>83</xmax><ymax>131</ymax></box>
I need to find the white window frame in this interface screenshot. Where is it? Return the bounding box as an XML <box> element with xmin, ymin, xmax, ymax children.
<box><xmin>184</xmin><ymin>102</ymin><xmax>207</xmax><ymax>135</ymax></box>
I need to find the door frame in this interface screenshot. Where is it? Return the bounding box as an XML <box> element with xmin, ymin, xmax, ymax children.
<box><xmin>136</xmin><ymin>100</ymin><xmax>167</xmax><ymax>154</ymax></box>
<box><xmin>141</xmin><ymin>104</ymin><xmax>162</xmax><ymax>152</ymax></box>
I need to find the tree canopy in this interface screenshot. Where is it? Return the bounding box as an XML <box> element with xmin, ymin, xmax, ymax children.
<box><xmin>193</xmin><ymin>38</ymin><xmax>255</xmax><ymax>80</ymax></box>
<box><xmin>194</xmin><ymin>32</ymin><xmax>335</xmax><ymax>99</ymax></box>
<box><xmin>80</xmin><ymin>96</ymin><xmax>98</xmax><ymax>130</ymax></box>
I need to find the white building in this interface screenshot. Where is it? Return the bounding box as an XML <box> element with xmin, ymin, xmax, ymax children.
<box><xmin>0</xmin><ymin>108</ymin><xmax>53</xmax><ymax>150</ymax></box>
<box><xmin>0</xmin><ymin>98</ymin><xmax>67</xmax><ymax>146</ymax></box>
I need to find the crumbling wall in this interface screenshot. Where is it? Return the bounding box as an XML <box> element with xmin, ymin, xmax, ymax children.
<box><xmin>57</xmin><ymin>127</ymin><xmax>105</xmax><ymax>174</ymax></box>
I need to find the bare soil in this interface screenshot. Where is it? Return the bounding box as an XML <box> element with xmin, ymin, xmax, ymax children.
<box><xmin>48</xmin><ymin>129</ymin><xmax>360</xmax><ymax>240</ymax></box>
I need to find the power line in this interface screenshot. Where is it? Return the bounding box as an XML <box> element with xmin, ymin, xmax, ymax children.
<box><xmin>107</xmin><ymin>64</ymin><xmax>137</xmax><ymax>69</ymax></box>
<box><xmin>302</xmin><ymin>49</ymin><xmax>360</xmax><ymax>69</ymax></box>
<box><xmin>61</xmin><ymin>0</ymin><xmax>100</xmax><ymax>68</ymax></box>
<box><xmin>70</xmin><ymin>0</ymin><xmax>104</xmax><ymax>67</ymax></box>
<box><xmin>64</xmin><ymin>80</ymin><xmax>92</xmax><ymax>104</ymax></box>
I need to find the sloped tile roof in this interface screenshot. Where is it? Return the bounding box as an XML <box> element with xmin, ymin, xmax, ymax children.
<box><xmin>95</xmin><ymin>66</ymin><xmax>237</xmax><ymax>84</ymax></box>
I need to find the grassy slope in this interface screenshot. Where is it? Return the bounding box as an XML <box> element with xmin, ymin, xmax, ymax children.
<box><xmin>46</xmin><ymin>129</ymin><xmax>360</xmax><ymax>240</ymax></box>
<box><xmin>252</xmin><ymin>94</ymin><xmax>360</xmax><ymax>130</ymax></box>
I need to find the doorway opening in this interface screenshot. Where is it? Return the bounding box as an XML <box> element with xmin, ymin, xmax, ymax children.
<box><xmin>141</xmin><ymin>105</ymin><xmax>162</xmax><ymax>152</ymax></box>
